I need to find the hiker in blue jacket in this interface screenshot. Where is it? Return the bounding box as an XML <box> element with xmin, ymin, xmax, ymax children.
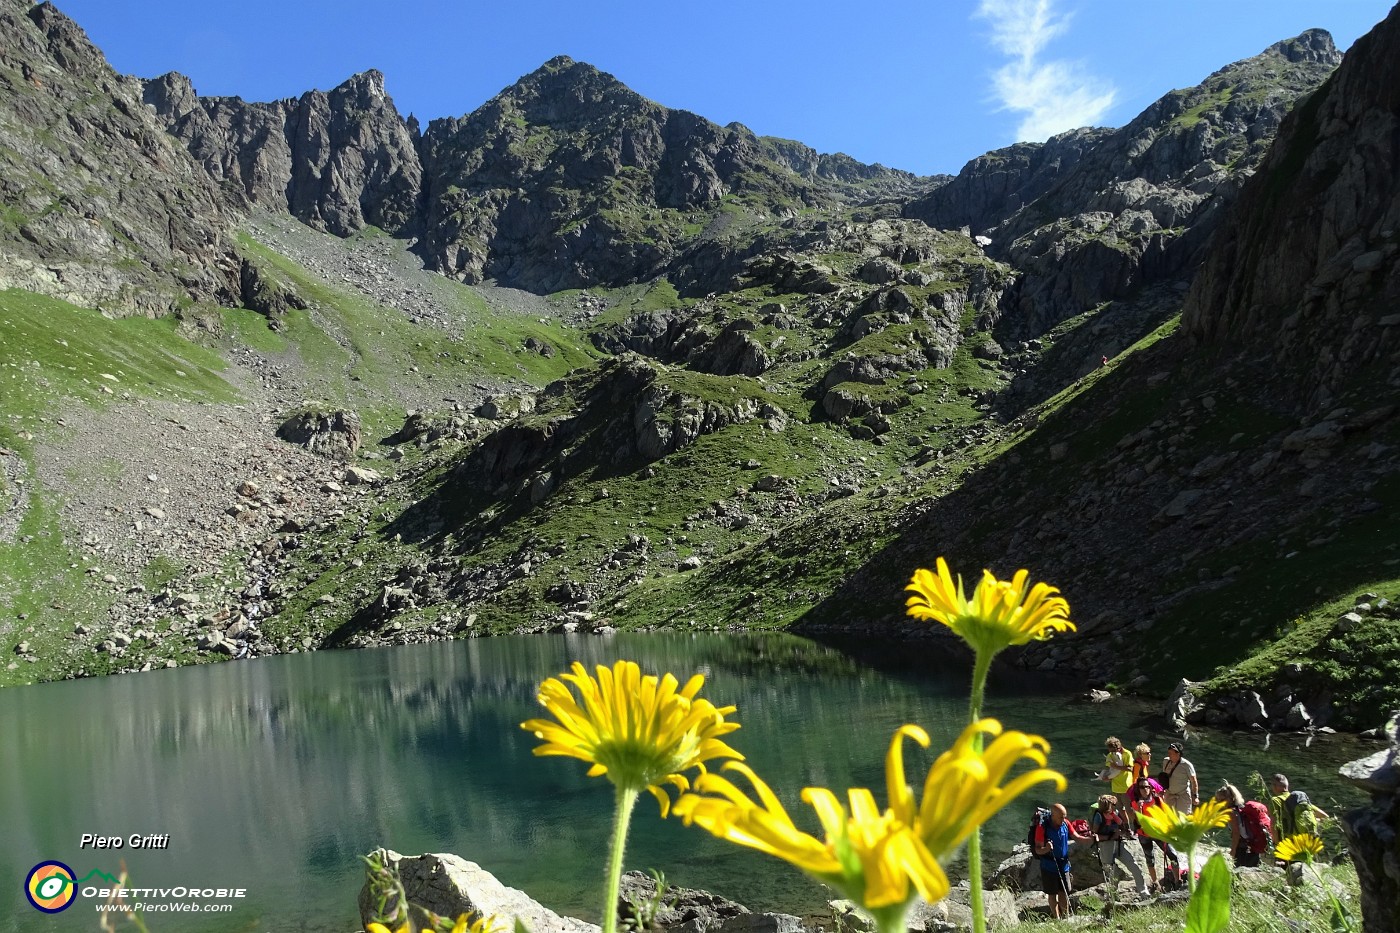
<box><xmin>1033</xmin><ymin>803</ymin><xmax>1093</xmax><ymax>918</ymax></box>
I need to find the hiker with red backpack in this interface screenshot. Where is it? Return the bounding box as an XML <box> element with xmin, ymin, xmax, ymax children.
<box><xmin>1032</xmin><ymin>803</ymin><xmax>1094</xmax><ymax>918</ymax></box>
<box><xmin>1217</xmin><ymin>782</ymin><xmax>1272</xmax><ymax>868</ymax></box>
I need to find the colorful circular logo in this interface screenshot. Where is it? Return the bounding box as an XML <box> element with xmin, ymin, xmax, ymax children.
<box><xmin>25</xmin><ymin>861</ymin><xmax>77</xmax><ymax>913</ymax></box>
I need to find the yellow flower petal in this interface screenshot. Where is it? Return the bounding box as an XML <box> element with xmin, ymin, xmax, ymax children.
<box><xmin>886</xmin><ymin>725</ymin><xmax>930</xmax><ymax>825</ymax></box>
<box><xmin>1275</xmin><ymin>833</ymin><xmax>1325</xmax><ymax>864</ymax></box>
<box><xmin>521</xmin><ymin>660</ymin><xmax>742</xmax><ymax>812</ymax></box>
<box><xmin>905</xmin><ymin>559</ymin><xmax>1074</xmax><ymax>659</ymax></box>
<box><xmin>1136</xmin><ymin>797</ymin><xmax>1230</xmax><ymax>851</ymax></box>
<box><xmin>916</xmin><ymin>719</ymin><xmax>1065</xmax><ymax>857</ymax></box>
<box><xmin>677</xmin><ymin>718</ymin><xmax>1060</xmax><ymax>917</ymax></box>
<box><xmin>456</xmin><ymin>915</ymin><xmax>503</xmax><ymax>933</ymax></box>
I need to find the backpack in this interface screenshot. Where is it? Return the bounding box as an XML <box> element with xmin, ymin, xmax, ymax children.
<box><xmin>1285</xmin><ymin>791</ymin><xmax>1319</xmax><ymax>836</ymax></box>
<box><xmin>1238</xmin><ymin>800</ymin><xmax>1272</xmax><ymax>854</ymax></box>
<box><xmin>1027</xmin><ymin>807</ymin><xmax>1051</xmax><ymax>850</ymax></box>
<box><xmin>1089</xmin><ymin>810</ymin><xmax>1125</xmax><ymax>840</ymax></box>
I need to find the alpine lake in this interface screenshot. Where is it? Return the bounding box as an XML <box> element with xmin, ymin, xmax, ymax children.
<box><xmin>0</xmin><ymin>633</ymin><xmax>1371</xmax><ymax>932</ymax></box>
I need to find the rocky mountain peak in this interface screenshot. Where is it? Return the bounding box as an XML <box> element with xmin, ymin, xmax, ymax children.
<box><xmin>902</xmin><ymin>27</ymin><xmax>1341</xmax><ymax>344</ymax></box>
<box><xmin>1267</xmin><ymin>27</ymin><xmax>1340</xmax><ymax>65</ymax></box>
<box><xmin>25</xmin><ymin>1</ymin><xmax>108</xmax><ymax>80</ymax></box>
<box><xmin>488</xmin><ymin>55</ymin><xmax>655</xmax><ymax>131</ymax></box>
<box><xmin>0</xmin><ymin>0</ymin><xmax>238</xmax><ymax>312</ymax></box>
<box><xmin>350</xmin><ymin>67</ymin><xmax>387</xmax><ymax>89</ymax></box>
<box><xmin>408</xmin><ymin>56</ymin><xmax>928</xmax><ymax>290</ymax></box>
<box><xmin>141</xmin><ymin>71</ymin><xmax>199</xmax><ymax>118</ymax></box>
<box><xmin>144</xmin><ymin>65</ymin><xmax>422</xmax><ymax>237</ymax></box>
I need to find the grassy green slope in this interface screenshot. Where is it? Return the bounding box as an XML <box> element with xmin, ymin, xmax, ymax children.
<box><xmin>250</xmin><ymin>232</ymin><xmax>1027</xmax><ymax>651</ymax></box>
<box><xmin>235</xmin><ymin>232</ymin><xmax>602</xmax><ymax>437</ymax></box>
<box><xmin>0</xmin><ymin>289</ymin><xmax>240</xmax><ymax>685</ymax></box>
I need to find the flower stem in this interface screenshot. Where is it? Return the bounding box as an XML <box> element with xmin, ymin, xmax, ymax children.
<box><xmin>1186</xmin><ymin>849</ymin><xmax>1196</xmax><ymax>895</ymax></box>
<box><xmin>1309</xmin><ymin>862</ymin><xmax>1355</xmax><ymax>933</ymax></box>
<box><xmin>967</xmin><ymin>651</ymin><xmax>992</xmax><ymax>933</ymax></box>
<box><xmin>969</xmin><ymin>653</ymin><xmax>990</xmax><ymax>726</ymax></box>
<box><xmin>871</xmin><ymin>904</ymin><xmax>910</xmax><ymax>933</ymax></box>
<box><xmin>604</xmin><ymin>785</ymin><xmax>641</xmax><ymax>933</ymax></box>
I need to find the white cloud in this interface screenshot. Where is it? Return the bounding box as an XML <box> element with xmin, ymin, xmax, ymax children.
<box><xmin>975</xmin><ymin>0</ymin><xmax>1117</xmax><ymax>142</ymax></box>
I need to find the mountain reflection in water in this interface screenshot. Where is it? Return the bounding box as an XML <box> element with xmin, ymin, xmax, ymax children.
<box><xmin>0</xmin><ymin>634</ymin><xmax>1368</xmax><ymax>932</ymax></box>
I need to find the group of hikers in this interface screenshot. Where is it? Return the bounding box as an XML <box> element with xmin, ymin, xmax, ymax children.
<box><xmin>1029</xmin><ymin>737</ymin><xmax>1331</xmax><ymax>918</ymax></box>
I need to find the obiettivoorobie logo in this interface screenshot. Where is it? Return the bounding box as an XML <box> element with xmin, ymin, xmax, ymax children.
<box><xmin>23</xmin><ymin>860</ymin><xmax>251</xmax><ymax>915</ymax></box>
<box><xmin>25</xmin><ymin>861</ymin><xmax>119</xmax><ymax>913</ymax></box>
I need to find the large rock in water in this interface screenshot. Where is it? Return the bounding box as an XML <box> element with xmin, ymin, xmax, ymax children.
<box><xmin>1340</xmin><ymin>711</ymin><xmax>1400</xmax><ymax>933</ymax></box>
<box><xmin>359</xmin><ymin>850</ymin><xmax>598</xmax><ymax>933</ymax></box>
<box><xmin>1163</xmin><ymin>678</ymin><xmax>1205</xmax><ymax>731</ymax></box>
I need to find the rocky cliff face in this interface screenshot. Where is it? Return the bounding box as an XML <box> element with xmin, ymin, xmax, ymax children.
<box><xmin>798</xmin><ymin>9</ymin><xmax>1400</xmax><ymax>721</ymax></box>
<box><xmin>143</xmin><ymin>69</ymin><xmax>422</xmax><ymax>238</ymax></box>
<box><xmin>137</xmin><ymin>52</ymin><xmax>928</xmax><ymax>295</ymax></box>
<box><xmin>1340</xmin><ymin>712</ymin><xmax>1400</xmax><ymax>933</ymax></box>
<box><xmin>414</xmin><ymin>57</ymin><xmax>928</xmax><ymax>291</ymax></box>
<box><xmin>901</xmin><ymin>129</ymin><xmax>1111</xmax><ymax>234</ymax></box>
<box><xmin>906</xmin><ymin>31</ymin><xmax>1341</xmax><ymax>338</ymax></box>
<box><xmin>0</xmin><ymin>1</ymin><xmax>238</xmax><ymax>313</ymax></box>
<box><xmin>1181</xmin><ymin>10</ymin><xmax>1400</xmax><ymax>413</ymax></box>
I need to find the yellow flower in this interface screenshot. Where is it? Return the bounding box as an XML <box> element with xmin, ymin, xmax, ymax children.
<box><xmin>1274</xmin><ymin>833</ymin><xmax>1325</xmax><ymax>864</ymax></box>
<box><xmin>905</xmin><ymin>559</ymin><xmax>1074</xmax><ymax>659</ymax></box>
<box><xmin>1135</xmin><ymin>797</ymin><xmax>1230</xmax><ymax>851</ymax></box>
<box><xmin>368</xmin><ymin>918</ymin><xmax>498</xmax><ymax>933</ymax></box>
<box><xmin>912</xmin><ymin>719</ymin><xmax>1067</xmax><ymax>858</ymax></box>
<box><xmin>672</xmin><ymin>720</ymin><xmax>1064</xmax><ymax>917</ymax></box>
<box><xmin>672</xmin><ymin>743</ymin><xmax>948</xmax><ymax>912</ymax></box>
<box><xmin>521</xmin><ymin>660</ymin><xmax>742</xmax><ymax>815</ymax></box>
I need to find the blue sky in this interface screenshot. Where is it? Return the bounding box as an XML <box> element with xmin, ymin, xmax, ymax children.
<box><xmin>55</xmin><ymin>0</ymin><xmax>1394</xmax><ymax>176</ymax></box>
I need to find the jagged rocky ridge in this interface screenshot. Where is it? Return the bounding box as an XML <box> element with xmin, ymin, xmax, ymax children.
<box><xmin>76</xmin><ymin>14</ymin><xmax>1368</xmax><ymax>690</ymax></box>
<box><xmin>797</xmin><ymin>5</ymin><xmax>1400</xmax><ymax>728</ymax></box>
<box><xmin>141</xmin><ymin>54</ymin><xmax>933</xmax><ymax>294</ymax></box>
<box><xmin>0</xmin><ymin>0</ymin><xmax>239</xmax><ymax>312</ymax></box>
<box><xmin>142</xmin><ymin>68</ymin><xmax>422</xmax><ymax>238</ymax></box>
<box><xmin>1181</xmin><ymin>11</ymin><xmax>1400</xmax><ymax>410</ymax></box>
<box><xmin>905</xmin><ymin>30</ymin><xmax>1342</xmax><ymax>341</ymax></box>
<box><xmin>0</xmin><ymin>0</ymin><xmax>1388</xmax><ymax>700</ymax></box>
<box><xmin>411</xmin><ymin>56</ymin><xmax>933</xmax><ymax>291</ymax></box>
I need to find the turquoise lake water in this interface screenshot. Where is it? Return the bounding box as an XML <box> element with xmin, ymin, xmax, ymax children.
<box><xmin>0</xmin><ymin>633</ymin><xmax>1370</xmax><ymax>932</ymax></box>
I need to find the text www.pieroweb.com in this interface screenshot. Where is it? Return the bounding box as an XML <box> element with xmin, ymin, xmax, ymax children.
<box><xmin>88</xmin><ymin>885</ymin><xmax>246</xmax><ymax>914</ymax></box>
